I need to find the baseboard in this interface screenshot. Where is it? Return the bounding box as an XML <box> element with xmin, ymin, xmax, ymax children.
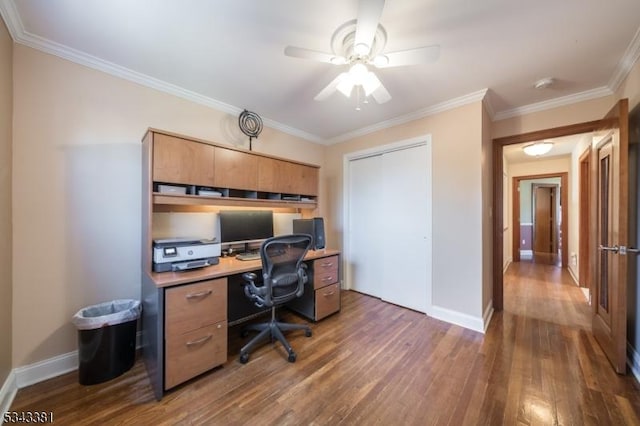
<box><xmin>627</xmin><ymin>342</ymin><xmax>640</xmax><ymax>384</ymax></box>
<box><xmin>483</xmin><ymin>302</ymin><xmax>494</xmax><ymax>333</ymax></box>
<box><xmin>567</xmin><ymin>266</ymin><xmax>580</xmax><ymax>286</ymax></box>
<box><xmin>12</xmin><ymin>331</ymin><xmax>143</xmax><ymax>390</ymax></box>
<box><xmin>428</xmin><ymin>304</ymin><xmax>485</xmax><ymax>334</ymax></box>
<box><xmin>14</xmin><ymin>351</ymin><xmax>78</xmax><ymax>389</ymax></box>
<box><xmin>0</xmin><ymin>370</ymin><xmax>17</xmax><ymax>425</ymax></box>
<box><xmin>502</xmin><ymin>259</ymin><xmax>511</xmax><ymax>274</ymax></box>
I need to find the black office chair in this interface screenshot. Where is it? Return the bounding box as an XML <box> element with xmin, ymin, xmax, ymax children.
<box><xmin>239</xmin><ymin>234</ymin><xmax>313</xmax><ymax>364</ymax></box>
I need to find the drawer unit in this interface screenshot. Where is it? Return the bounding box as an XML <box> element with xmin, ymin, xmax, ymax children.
<box><xmin>315</xmin><ymin>283</ymin><xmax>340</xmax><ymax>320</ymax></box>
<box><xmin>287</xmin><ymin>254</ymin><xmax>341</xmax><ymax>321</ymax></box>
<box><xmin>165</xmin><ymin>278</ymin><xmax>228</xmax><ymax>389</ymax></box>
<box><xmin>313</xmin><ymin>255</ymin><xmax>339</xmax><ymax>290</ymax></box>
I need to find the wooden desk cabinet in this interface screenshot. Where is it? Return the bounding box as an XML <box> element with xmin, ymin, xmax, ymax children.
<box><xmin>164</xmin><ymin>278</ymin><xmax>227</xmax><ymax>389</ymax></box>
<box><xmin>288</xmin><ymin>254</ymin><xmax>340</xmax><ymax>321</ymax></box>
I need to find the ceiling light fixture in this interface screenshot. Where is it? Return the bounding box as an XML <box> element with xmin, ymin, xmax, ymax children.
<box><xmin>534</xmin><ymin>77</ymin><xmax>555</xmax><ymax>89</ymax></box>
<box><xmin>335</xmin><ymin>62</ymin><xmax>382</xmax><ymax>99</ymax></box>
<box><xmin>523</xmin><ymin>141</ymin><xmax>553</xmax><ymax>156</ymax></box>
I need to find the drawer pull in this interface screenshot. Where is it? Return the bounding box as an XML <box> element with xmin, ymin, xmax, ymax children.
<box><xmin>323</xmin><ymin>291</ymin><xmax>336</xmax><ymax>297</ymax></box>
<box><xmin>185</xmin><ymin>290</ymin><xmax>212</xmax><ymax>300</ymax></box>
<box><xmin>185</xmin><ymin>334</ymin><xmax>212</xmax><ymax>347</ymax></box>
<box><xmin>321</xmin><ymin>276</ymin><xmax>334</xmax><ymax>282</ymax></box>
<box><xmin>320</xmin><ymin>262</ymin><xmax>334</xmax><ymax>267</ymax></box>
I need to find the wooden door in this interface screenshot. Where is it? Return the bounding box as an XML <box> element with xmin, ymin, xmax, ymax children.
<box><xmin>533</xmin><ymin>186</ymin><xmax>554</xmax><ymax>254</ymax></box>
<box><xmin>214</xmin><ymin>147</ymin><xmax>258</xmax><ymax>191</ymax></box>
<box><xmin>579</xmin><ymin>148</ymin><xmax>591</xmax><ymax>288</ymax></box>
<box><xmin>592</xmin><ymin>99</ymin><xmax>629</xmax><ymax>374</ymax></box>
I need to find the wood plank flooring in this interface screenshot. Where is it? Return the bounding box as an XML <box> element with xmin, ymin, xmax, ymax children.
<box><xmin>10</xmin><ymin>262</ymin><xmax>640</xmax><ymax>425</ymax></box>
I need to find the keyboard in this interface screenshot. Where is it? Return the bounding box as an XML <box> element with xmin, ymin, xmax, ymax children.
<box><xmin>236</xmin><ymin>252</ymin><xmax>261</xmax><ymax>261</ymax></box>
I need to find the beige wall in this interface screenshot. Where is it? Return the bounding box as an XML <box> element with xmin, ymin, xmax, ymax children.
<box><xmin>481</xmin><ymin>103</ymin><xmax>493</xmax><ymax>315</ymax></box>
<box><xmin>326</xmin><ymin>101</ymin><xmax>486</xmax><ymax>321</ymax></box>
<box><xmin>0</xmin><ymin>18</ymin><xmax>13</xmax><ymax>382</ymax></box>
<box><xmin>492</xmin><ymin>96</ymin><xmax>614</xmax><ymax>140</ymax></box>
<box><xmin>11</xmin><ymin>45</ymin><xmax>325</xmax><ymax>366</ymax></box>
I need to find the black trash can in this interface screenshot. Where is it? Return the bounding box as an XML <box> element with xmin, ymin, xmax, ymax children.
<box><xmin>72</xmin><ymin>299</ymin><xmax>141</xmax><ymax>385</ymax></box>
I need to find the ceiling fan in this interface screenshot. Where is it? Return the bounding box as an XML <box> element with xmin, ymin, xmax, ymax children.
<box><xmin>284</xmin><ymin>0</ymin><xmax>440</xmax><ymax>106</ymax></box>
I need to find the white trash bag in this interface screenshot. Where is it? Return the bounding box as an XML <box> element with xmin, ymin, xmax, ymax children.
<box><xmin>72</xmin><ymin>299</ymin><xmax>141</xmax><ymax>330</ymax></box>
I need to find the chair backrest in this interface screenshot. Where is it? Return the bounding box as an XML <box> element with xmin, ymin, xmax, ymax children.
<box><xmin>260</xmin><ymin>234</ymin><xmax>312</xmax><ymax>306</ymax></box>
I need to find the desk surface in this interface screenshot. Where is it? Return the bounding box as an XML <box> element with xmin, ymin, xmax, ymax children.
<box><xmin>149</xmin><ymin>248</ymin><xmax>340</xmax><ymax>288</ymax></box>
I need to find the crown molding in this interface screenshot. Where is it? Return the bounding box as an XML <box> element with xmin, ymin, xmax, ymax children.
<box><xmin>0</xmin><ymin>2</ymin><xmax>324</xmax><ymax>145</ymax></box>
<box><xmin>327</xmin><ymin>89</ymin><xmax>489</xmax><ymax>144</ymax></box>
<box><xmin>609</xmin><ymin>25</ymin><xmax>640</xmax><ymax>92</ymax></box>
<box><xmin>0</xmin><ymin>0</ymin><xmax>22</xmax><ymax>40</ymax></box>
<box><xmin>493</xmin><ymin>86</ymin><xmax>613</xmax><ymax>121</ymax></box>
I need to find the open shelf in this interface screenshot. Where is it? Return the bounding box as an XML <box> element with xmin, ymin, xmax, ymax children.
<box><xmin>152</xmin><ymin>192</ymin><xmax>317</xmax><ymax>211</ymax></box>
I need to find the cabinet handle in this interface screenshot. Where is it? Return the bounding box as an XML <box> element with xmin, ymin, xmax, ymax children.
<box><xmin>323</xmin><ymin>291</ymin><xmax>335</xmax><ymax>297</ymax></box>
<box><xmin>320</xmin><ymin>262</ymin><xmax>334</xmax><ymax>267</ymax></box>
<box><xmin>321</xmin><ymin>276</ymin><xmax>334</xmax><ymax>282</ymax></box>
<box><xmin>185</xmin><ymin>334</ymin><xmax>212</xmax><ymax>347</ymax></box>
<box><xmin>185</xmin><ymin>289</ymin><xmax>212</xmax><ymax>299</ymax></box>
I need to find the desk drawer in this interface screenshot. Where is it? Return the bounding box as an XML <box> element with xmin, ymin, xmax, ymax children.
<box><xmin>313</xmin><ymin>256</ymin><xmax>339</xmax><ymax>290</ymax></box>
<box><xmin>165</xmin><ymin>321</ymin><xmax>227</xmax><ymax>389</ymax></box>
<box><xmin>165</xmin><ymin>278</ymin><xmax>227</xmax><ymax>336</ymax></box>
<box><xmin>315</xmin><ymin>283</ymin><xmax>340</xmax><ymax>320</ymax></box>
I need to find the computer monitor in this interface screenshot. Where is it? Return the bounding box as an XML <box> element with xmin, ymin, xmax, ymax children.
<box><xmin>219</xmin><ymin>210</ymin><xmax>274</xmax><ymax>247</ymax></box>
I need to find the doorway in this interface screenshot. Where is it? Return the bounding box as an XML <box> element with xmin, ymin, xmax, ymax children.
<box><xmin>511</xmin><ymin>173</ymin><xmax>568</xmax><ymax>267</ymax></box>
<box><xmin>493</xmin><ymin>120</ymin><xmax>602</xmax><ymax>311</ymax></box>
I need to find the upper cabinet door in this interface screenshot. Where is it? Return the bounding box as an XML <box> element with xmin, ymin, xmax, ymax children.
<box><xmin>214</xmin><ymin>147</ymin><xmax>258</xmax><ymax>190</ymax></box>
<box><xmin>258</xmin><ymin>157</ymin><xmax>318</xmax><ymax>195</ymax></box>
<box><xmin>152</xmin><ymin>134</ymin><xmax>215</xmax><ymax>187</ymax></box>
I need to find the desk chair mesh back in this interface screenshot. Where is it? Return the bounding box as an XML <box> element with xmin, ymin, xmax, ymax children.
<box><xmin>240</xmin><ymin>234</ymin><xmax>313</xmax><ymax>364</ymax></box>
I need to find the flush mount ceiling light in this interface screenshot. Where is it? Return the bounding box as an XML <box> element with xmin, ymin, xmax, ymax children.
<box><xmin>523</xmin><ymin>141</ymin><xmax>553</xmax><ymax>156</ymax></box>
<box><xmin>534</xmin><ymin>77</ymin><xmax>555</xmax><ymax>89</ymax></box>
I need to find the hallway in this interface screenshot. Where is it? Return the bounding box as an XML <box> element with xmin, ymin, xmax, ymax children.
<box><xmin>496</xmin><ymin>261</ymin><xmax>639</xmax><ymax>424</ymax></box>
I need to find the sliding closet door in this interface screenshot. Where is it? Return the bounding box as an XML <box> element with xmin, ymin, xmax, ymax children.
<box><xmin>347</xmin><ymin>154</ymin><xmax>384</xmax><ymax>297</ymax></box>
<box><xmin>379</xmin><ymin>145</ymin><xmax>430</xmax><ymax>313</ymax></box>
<box><xmin>346</xmin><ymin>141</ymin><xmax>431</xmax><ymax>313</ymax></box>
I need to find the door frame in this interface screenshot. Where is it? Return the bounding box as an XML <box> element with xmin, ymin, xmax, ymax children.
<box><xmin>579</xmin><ymin>147</ymin><xmax>592</xmax><ymax>288</ymax></box>
<box><xmin>512</xmin><ymin>173</ymin><xmax>568</xmax><ymax>266</ymax></box>
<box><xmin>493</xmin><ymin>120</ymin><xmax>602</xmax><ymax>310</ymax></box>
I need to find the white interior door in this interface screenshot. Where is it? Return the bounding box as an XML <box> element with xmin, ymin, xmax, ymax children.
<box><xmin>348</xmin><ymin>154</ymin><xmax>384</xmax><ymax>297</ymax></box>
<box><xmin>346</xmin><ymin>140</ymin><xmax>432</xmax><ymax>313</ymax></box>
<box><xmin>380</xmin><ymin>145</ymin><xmax>431</xmax><ymax>312</ymax></box>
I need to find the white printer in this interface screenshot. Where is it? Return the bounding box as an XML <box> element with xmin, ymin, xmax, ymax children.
<box><xmin>153</xmin><ymin>238</ymin><xmax>221</xmax><ymax>272</ymax></box>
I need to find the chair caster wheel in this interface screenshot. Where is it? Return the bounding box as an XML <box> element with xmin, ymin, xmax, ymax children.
<box><xmin>305</xmin><ymin>329</ymin><xmax>312</xmax><ymax>337</ymax></box>
<box><xmin>288</xmin><ymin>351</ymin><xmax>297</xmax><ymax>363</ymax></box>
<box><xmin>240</xmin><ymin>353</ymin><xmax>249</xmax><ymax>364</ymax></box>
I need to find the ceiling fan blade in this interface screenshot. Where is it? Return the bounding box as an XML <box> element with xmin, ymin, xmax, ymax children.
<box><xmin>314</xmin><ymin>73</ymin><xmax>349</xmax><ymax>101</ymax></box>
<box><xmin>284</xmin><ymin>46</ymin><xmax>339</xmax><ymax>64</ymax></box>
<box><xmin>375</xmin><ymin>45</ymin><xmax>440</xmax><ymax>68</ymax></box>
<box><xmin>370</xmin><ymin>80</ymin><xmax>391</xmax><ymax>104</ymax></box>
<box><xmin>354</xmin><ymin>0</ymin><xmax>385</xmax><ymax>55</ymax></box>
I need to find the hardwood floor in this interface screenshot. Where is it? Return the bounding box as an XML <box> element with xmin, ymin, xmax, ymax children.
<box><xmin>10</xmin><ymin>262</ymin><xmax>640</xmax><ymax>425</ymax></box>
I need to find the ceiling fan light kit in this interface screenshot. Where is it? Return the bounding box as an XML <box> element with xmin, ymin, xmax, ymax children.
<box><xmin>284</xmin><ymin>0</ymin><xmax>440</xmax><ymax>107</ymax></box>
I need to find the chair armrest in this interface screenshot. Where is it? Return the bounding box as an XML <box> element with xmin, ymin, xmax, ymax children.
<box><xmin>242</xmin><ymin>272</ymin><xmax>258</xmax><ymax>284</ymax></box>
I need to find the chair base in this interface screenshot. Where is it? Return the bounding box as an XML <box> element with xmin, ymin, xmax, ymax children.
<box><xmin>239</xmin><ymin>311</ymin><xmax>312</xmax><ymax>364</ymax></box>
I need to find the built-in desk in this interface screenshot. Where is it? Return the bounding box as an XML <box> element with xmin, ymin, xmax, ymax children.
<box><xmin>141</xmin><ymin>249</ymin><xmax>340</xmax><ymax>400</ymax></box>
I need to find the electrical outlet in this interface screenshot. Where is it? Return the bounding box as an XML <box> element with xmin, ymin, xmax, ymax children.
<box><xmin>522</xmin><ymin>239</ymin><xmax>525</xmax><ymax>245</ymax></box>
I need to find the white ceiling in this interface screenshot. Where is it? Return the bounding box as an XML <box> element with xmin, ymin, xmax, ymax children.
<box><xmin>2</xmin><ymin>0</ymin><xmax>640</xmax><ymax>144</ymax></box>
<box><xmin>502</xmin><ymin>133</ymin><xmax>591</xmax><ymax>164</ymax></box>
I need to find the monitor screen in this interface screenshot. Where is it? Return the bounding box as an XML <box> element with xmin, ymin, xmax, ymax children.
<box><xmin>219</xmin><ymin>210</ymin><xmax>274</xmax><ymax>244</ymax></box>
